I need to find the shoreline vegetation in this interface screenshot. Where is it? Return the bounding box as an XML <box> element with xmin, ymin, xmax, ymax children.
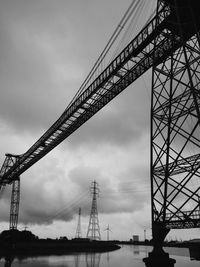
<box><xmin>0</xmin><ymin>229</ymin><xmax>120</xmax><ymax>257</ymax></box>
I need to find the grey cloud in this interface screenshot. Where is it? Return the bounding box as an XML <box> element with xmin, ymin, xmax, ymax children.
<box><xmin>0</xmin><ymin>0</ymin><xmax>130</xmax><ymax>134</ymax></box>
<box><xmin>67</xmin><ymin>75</ymin><xmax>151</xmax><ymax>149</ymax></box>
<box><xmin>0</xmin><ymin>0</ymin><xmax>150</xmax><ymax>148</ymax></box>
<box><xmin>0</xmin><ymin>0</ymin><xmax>154</xmax><ymax>239</ymax></box>
<box><xmin>68</xmin><ymin>164</ymin><xmax>149</xmax><ymax>216</ymax></box>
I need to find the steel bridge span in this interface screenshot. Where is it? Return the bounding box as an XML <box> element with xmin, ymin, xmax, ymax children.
<box><xmin>1</xmin><ymin>0</ymin><xmax>200</xmax><ymax>256</ymax></box>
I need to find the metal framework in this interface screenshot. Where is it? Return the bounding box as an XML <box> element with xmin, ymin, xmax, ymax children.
<box><xmin>0</xmin><ymin>0</ymin><xmax>200</xmax><ymax>252</ymax></box>
<box><xmin>10</xmin><ymin>178</ymin><xmax>20</xmax><ymax>230</ymax></box>
<box><xmin>87</xmin><ymin>181</ymin><xmax>101</xmax><ymax>240</ymax></box>
<box><xmin>75</xmin><ymin>207</ymin><xmax>82</xmax><ymax>238</ymax></box>
<box><xmin>0</xmin><ymin>154</ymin><xmax>21</xmax><ymax>230</ymax></box>
<box><xmin>151</xmin><ymin>0</ymin><xmax>200</xmax><ymax>249</ymax></box>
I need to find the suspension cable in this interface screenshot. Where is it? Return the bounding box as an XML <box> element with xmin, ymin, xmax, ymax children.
<box><xmin>65</xmin><ymin>0</ymin><xmax>141</xmax><ymax>110</ymax></box>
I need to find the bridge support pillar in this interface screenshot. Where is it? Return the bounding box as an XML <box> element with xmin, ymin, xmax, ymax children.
<box><xmin>143</xmin><ymin>253</ymin><xmax>176</xmax><ymax>267</ymax></box>
<box><xmin>143</xmin><ymin>223</ymin><xmax>176</xmax><ymax>267</ymax></box>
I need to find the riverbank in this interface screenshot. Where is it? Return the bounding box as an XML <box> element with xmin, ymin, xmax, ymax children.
<box><xmin>116</xmin><ymin>240</ymin><xmax>200</xmax><ymax>248</ymax></box>
<box><xmin>0</xmin><ymin>229</ymin><xmax>120</xmax><ymax>257</ymax></box>
<box><xmin>0</xmin><ymin>240</ymin><xmax>120</xmax><ymax>257</ymax></box>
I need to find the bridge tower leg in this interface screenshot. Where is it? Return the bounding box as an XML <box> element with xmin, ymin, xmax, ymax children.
<box><xmin>145</xmin><ymin>0</ymin><xmax>200</xmax><ymax>266</ymax></box>
<box><xmin>9</xmin><ymin>178</ymin><xmax>20</xmax><ymax>230</ymax></box>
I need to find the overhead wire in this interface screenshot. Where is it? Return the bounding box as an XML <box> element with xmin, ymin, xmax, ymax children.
<box><xmin>111</xmin><ymin>0</ymin><xmax>156</xmax><ymax>61</ymax></box>
<box><xmin>45</xmin><ymin>189</ymin><xmax>90</xmax><ymax>222</ymax></box>
<box><xmin>45</xmin><ymin>179</ymin><xmax>150</xmax><ymax>222</ymax></box>
<box><xmin>111</xmin><ymin>0</ymin><xmax>146</xmax><ymax>60</ymax></box>
<box><xmin>65</xmin><ymin>0</ymin><xmax>142</xmax><ymax>110</ymax></box>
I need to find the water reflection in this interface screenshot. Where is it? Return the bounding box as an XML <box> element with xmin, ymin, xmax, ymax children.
<box><xmin>106</xmin><ymin>252</ymin><xmax>110</xmax><ymax>265</ymax></box>
<box><xmin>4</xmin><ymin>256</ymin><xmax>14</xmax><ymax>267</ymax></box>
<box><xmin>74</xmin><ymin>254</ymin><xmax>81</xmax><ymax>267</ymax></box>
<box><xmin>132</xmin><ymin>245</ymin><xmax>148</xmax><ymax>258</ymax></box>
<box><xmin>189</xmin><ymin>246</ymin><xmax>200</xmax><ymax>261</ymax></box>
<box><xmin>133</xmin><ymin>245</ymin><xmax>140</xmax><ymax>255</ymax></box>
<box><xmin>1</xmin><ymin>245</ymin><xmax>200</xmax><ymax>267</ymax></box>
<box><xmin>85</xmin><ymin>253</ymin><xmax>101</xmax><ymax>267</ymax></box>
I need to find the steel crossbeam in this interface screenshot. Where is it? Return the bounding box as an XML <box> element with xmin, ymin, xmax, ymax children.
<box><xmin>165</xmin><ymin>210</ymin><xmax>200</xmax><ymax>229</ymax></box>
<box><xmin>154</xmin><ymin>153</ymin><xmax>200</xmax><ymax>177</ymax></box>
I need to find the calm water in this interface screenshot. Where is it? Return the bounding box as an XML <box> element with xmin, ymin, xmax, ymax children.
<box><xmin>0</xmin><ymin>245</ymin><xmax>199</xmax><ymax>267</ymax></box>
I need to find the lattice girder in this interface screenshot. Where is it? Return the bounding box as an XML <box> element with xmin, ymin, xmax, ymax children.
<box><xmin>151</xmin><ymin>33</ymin><xmax>200</xmax><ymax>231</ymax></box>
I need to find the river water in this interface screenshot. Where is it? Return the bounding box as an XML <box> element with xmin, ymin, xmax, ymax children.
<box><xmin>0</xmin><ymin>245</ymin><xmax>199</xmax><ymax>267</ymax></box>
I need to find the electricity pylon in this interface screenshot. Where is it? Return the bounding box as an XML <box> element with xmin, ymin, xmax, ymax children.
<box><xmin>86</xmin><ymin>181</ymin><xmax>101</xmax><ymax>240</ymax></box>
<box><xmin>75</xmin><ymin>207</ymin><xmax>82</xmax><ymax>238</ymax></box>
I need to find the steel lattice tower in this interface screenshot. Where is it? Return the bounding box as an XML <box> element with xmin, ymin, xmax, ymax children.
<box><xmin>86</xmin><ymin>181</ymin><xmax>101</xmax><ymax>240</ymax></box>
<box><xmin>0</xmin><ymin>154</ymin><xmax>21</xmax><ymax>230</ymax></box>
<box><xmin>75</xmin><ymin>207</ymin><xmax>82</xmax><ymax>238</ymax></box>
<box><xmin>151</xmin><ymin>0</ymin><xmax>200</xmax><ymax>252</ymax></box>
<box><xmin>10</xmin><ymin>178</ymin><xmax>20</xmax><ymax>230</ymax></box>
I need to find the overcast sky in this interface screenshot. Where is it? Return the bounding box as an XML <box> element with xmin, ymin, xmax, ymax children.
<box><xmin>0</xmin><ymin>0</ymin><xmax>199</xmax><ymax>241</ymax></box>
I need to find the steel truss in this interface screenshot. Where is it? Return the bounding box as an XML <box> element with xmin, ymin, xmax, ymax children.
<box><xmin>0</xmin><ymin>0</ymin><xmax>200</xmax><ymax>251</ymax></box>
<box><xmin>10</xmin><ymin>178</ymin><xmax>20</xmax><ymax>230</ymax></box>
<box><xmin>151</xmin><ymin>0</ymin><xmax>200</xmax><ymax>247</ymax></box>
<box><xmin>0</xmin><ymin>154</ymin><xmax>21</xmax><ymax>229</ymax></box>
<box><xmin>75</xmin><ymin>207</ymin><xmax>82</xmax><ymax>238</ymax></box>
<box><xmin>87</xmin><ymin>181</ymin><xmax>101</xmax><ymax>240</ymax></box>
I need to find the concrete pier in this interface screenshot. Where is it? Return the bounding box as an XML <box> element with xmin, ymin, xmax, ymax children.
<box><xmin>143</xmin><ymin>252</ymin><xmax>176</xmax><ymax>267</ymax></box>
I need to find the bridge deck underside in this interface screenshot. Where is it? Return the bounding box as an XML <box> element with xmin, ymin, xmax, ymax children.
<box><xmin>166</xmin><ymin>220</ymin><xmax>200</xmax><ymax>229</ymax></box>
<box><xmin>165</xmin><ymin>211</ymin><xmax>200</xmax><ymax>229</ymax></box>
